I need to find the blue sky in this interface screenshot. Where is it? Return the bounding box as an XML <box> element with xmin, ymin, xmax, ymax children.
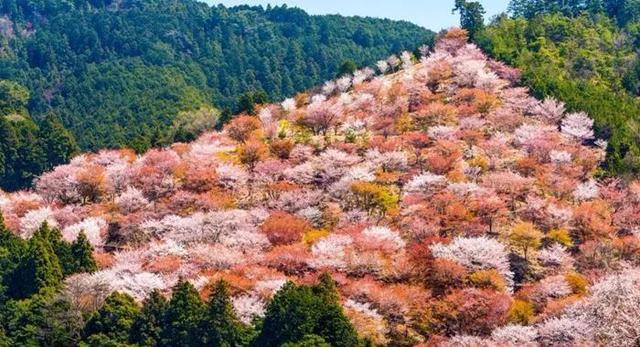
<box><xmin>203</xmin><ymin>0</ymin><xmax>511</xmax><ymax>31</ymax></box>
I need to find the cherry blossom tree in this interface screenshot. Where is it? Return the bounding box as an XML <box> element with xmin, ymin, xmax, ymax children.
<box><xmin>561</xmin><ymin>112</ymin><xmax>595</xmax><ymax>142</ymax></box>
<box><xmin>430</xmin><ymin>236</ymin><xmax>513</xmax><ymax>287</ymax></box>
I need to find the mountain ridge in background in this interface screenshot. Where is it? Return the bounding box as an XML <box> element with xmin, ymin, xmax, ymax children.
<box><xmin>0</xmin><ymin>0</ymin><xmax>433</xmax><ymax>190</ymax></box>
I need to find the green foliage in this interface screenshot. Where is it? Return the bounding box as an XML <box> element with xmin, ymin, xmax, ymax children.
<box><xmin>237</xmin><ymin>90</ymin><xmax>268</xmax><ymax>115</ymax></box>
<box><xmin>70</xmin><ymin>231</ymin><xmax>98</xmax><ymax>274</ymax></box>
<box><xmin>83</xmin><ymin>292</ymin><xmax>141</xmax><ymax>345</ymax></box>
<box><xmin>129</xmin><ymin>290</ymin><xmax>166</xmax><ymax>347</ymax></box>
<box><xmin>0</xmin><ymin>115</ymin><xmax>45</xmax><ymax>191</ymax></box>
<box><xmin>0</xmin><ymin>80</ymin><xmax>29</xmax><ymax>115</ymax></box>
<box><xmin>0</xmin><ymin>212</ymin><xmax>25</xmax><ymax>303</ymax></box>
<box><xmin>0</xmin><ymin>0</ymin><xmax>434</xmax><ymax>155</ymax></box>
<box><xmin>477</xmin><ymin>9</ymin><xmax>640</xmax><ymax>175</ymax></box>
<box><xmin>8</xmin><ymin>226</ymin><xmax>63</xmax><ymax>299</ymax></box>
<box><xmin>161</xmin><ymin>279</ymin><xmax>206</xmax><ymax>347</ymax></box>
<box><xmin>281</xmin><ymin>334</ymin><xmax>331</xmax><ymax>347</ymax></box>
<box><xmin>1</xmin><ymin>220</ymin><xmax>97</xmax><ymax>300</ymax></box>
<box><xmin>453</xmin><ymin>0</ymin><xmax>486</xmax><ymax>38</ymax></box>
<box><xmin>255</xmin><ymin>274</ymin><xmax>359</xmax><ymax>347</ymax></box>
<box><xmin>507</xmin><ymin>0</ymin><xmax>640</xmax><ymax>25</ymax></box>
<box><xmin>35</xmin><ymin>223</ymin><xmax>74</xmax><ymax>277</ymax></box>
<box><xmin>38</xmin><ymin>115</ymin><xmax>79</xmax><ymax>170</ymax></box>
<box><xmin>202</xmin><ymin>280</ymin><xmax>251</xmax><ymax>346</ymax></box>
<box><xmin>169</xmin><ymin>107</ymin><xmax>220</xmax><ymax>143</ymax></box>
<box><xmin>0</xmin><ymin>110</ymin><xmax>77</xmax><ymax>192</ymax></box>
<box><xmin>337</xmin><ymin>60</ymin><xmax>358</xmax><ymax>77</ymax></box>
<box><xmin>351</xmin><ymin>181</ymin><xmax>399</xmax><ymax>216</ymax></box>
<box><xmin>37</xmin><ymin>296</ymin><xmax>84</xmax><ymax>347</ymax></box>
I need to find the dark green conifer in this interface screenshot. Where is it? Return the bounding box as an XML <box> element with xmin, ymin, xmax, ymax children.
<box><xmin>70</xmin><ymin>231</ymin><xmax>97</xmax><ymax>274</ymax></box>
<box><xmin>130</xmin><ymin>289</ymin><xmax>167</xmax><ymax>347</ymax></box>
<box><xmin>83</xmin><ymin>292</ymin><xmax>140</xmax><ymax>344</ymax></box>
<box><xmin>203</xmin><ymin>280</ymin><xmax>247</xmax><ymax>346</ymax></box>
<box><xmin>161</xmin><ymin>279</ymin><xmax>206</xmax><ymax>347</ymax></box>
<box><xmin>255</xmin><ymin>274</ymin><xmax>358</xmax><ymax>347</ymax></box>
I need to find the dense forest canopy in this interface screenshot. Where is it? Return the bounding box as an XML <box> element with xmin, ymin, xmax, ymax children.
<box><xmin>0</xmin><ymin>0</ymin><xmax>433</xmax><ymax>191</ymax></box>
<box><xmin>454</xmin><ymin>0</ymin><xmax>640</xmax><ymax>176</ymax></box>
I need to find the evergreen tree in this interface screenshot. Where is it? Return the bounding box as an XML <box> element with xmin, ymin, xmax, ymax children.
<box><xmin>453</xmin><ymin>0</ymin><xmax>486</xmax><ymax>39</ymax></box>
<box><xmin>34</xmin><ymin>223</ymin><xmax>74</xmax><ymax>277</ymax></box>
<box><xmin>0</xmin><ymin>326</ymin><xmax>10</xmax><ymax>347</ymax></box>
<box><xmin>255</xmin><ymin>275</ymin><xmax>358</xmax><ymax>347</ymax></box>
<box><xmin>38</xmin><ymin>114</ymin><xmax>79</xmax><ymax>171</ymax></box>
<box><xmin>161</xmin><ymin>279</ymin><xmax>206</xmax><ymax>347</ymax></box>
<box><xmin>337</xmin><ymin>60</ymin><xmax>357</xmax><ymax>77</ymax></box>
<box><xmin>311</xmin><ymin>274</ymin><xmax>358</xmax><ymax>347</ymax></box>
<box><xmin>0</xmin><ymin>210</ymin><xmax>25</xmax><ymax>316</ymax></box>
<box><xmin>202</xmin><ymin>280</ymin><xmax>248</xmax><ymax>346</ymax></box>
<box><xmin>237</xmin><ymin>92</ymin><xmax>256</xmax><ymax>115</ymax></box>
<box><xmin>8</xmin><ymin>228</ymin><xmax>63</xmax><ymax>299</ymax></box>
<box><xmin>0</xmin><ymin>117</ymin><xmax>17</xmax><ymax>180</ymax></box>
<box><xmin>0</xmin><ymin>80</ymin><xmax>29</xmax><ymax>116</ymax></box>
<box><xmin>2</xmin><ymin>118</ymin><xmax>45</xmax><ymax>190</ymax></box>
<box><xmin>70</xmin><ymin>231</ymin><xmax>97</xmax><ymax>274</ymax></box>
<box><xmin>83</xmin><ymin>292</ymin><xmax>140</xmax><ymax>345</ymax></box>
<box><xmin>130</xmin><ymin>289</ymin><xmax>167</xmax><ymax>347</ymax></box>
<box><xmin>2</xmin><ymin>294</ymin><xmax>50</xmax><ymax>346</ymax></box>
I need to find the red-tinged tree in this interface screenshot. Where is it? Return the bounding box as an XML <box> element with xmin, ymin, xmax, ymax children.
<box><xmin>402</xmin><ymin>131</ymin><xmax>431</xmax><ymax>167</ymax></box>
<box><xmin>269</xmin><ymin>138</ymin><xmax>295</xmax><ymax>160</ymax></box>
<box><xmin>573</xmin><ymin>200</ymin><xmax>614</xmax><ymax>242</ymax></box>
<box><xmin>76</xmin><ymin>164</ymin><xmax>107</xmax><ymax>204</ymax></box>
<box><xmin>238</xmin><ymin>139</ymin><xmax>269</xmax><ymax>170</ymax></box>
<box><xmin>469</xmin><ymin>193</ymin><xmax>507</xmax><ymax>233</ymax></box>
<box><xmin>407</xmin><ymin>236</ymin><xmax>447</xmax><ymax>274</ymax></box>
<box><xmin>413</xmin><ymin>103</ymin><xmax>457</xmax><ymax>130</ymax></box>
<box><xmin>482</xmin><ymin>171</ymin><xmax>533</xmax><ymax>211</ymax></box>
<box><xmin>421</xmin><ymin>140</ymin><xmax>462</xmax><ymax>175</ymax></box>
<box><xmin>260</xmin><ymin>211</ymin><xmax>310</xmax><ymax>246</ymax></box>
<box><xmin>370</xmin><ymin>115</ymin><xmax>396</xmax><ymax>138</ymax></box>
<box><xmin>225</xmin><ymin>115</ymin><xmax>262</xmax><ymax>143</ymax></box>
<box><xmin>426</xmin><ymin>61</ymin><xmax>454</xmax><ymax>92</ymax></box>
<box><xmin>428</xmin><ymin>288</ymin><xmax>511</xmax><ymax>336</ymax></box>
<box><xmin>612</xmin><ymin>237</ymin><xmax>640</xmax><ymax>263</ymax></box>
<box><xmin>434</xmin><ymin>28</ymin><xmax>468</xmax><ymax>53</ymax></box>
<box><xmin>426</xmin><ymin>258</ymin><xmax>469</xmax><ymax>296</ymax></box>
<box><xmin>181</xmin><ymin>163</ymin><xmax>218</xmax><ymax>193</ymax></box>
<box><xmin>263</xmin><ymin>244</ymin><xmax>311</xmax><ymax>275</ymax></box>
<box><xmin>576</xmin><ymin>240</ymin><xmax>618</xmax><ymax>272</ymax></box>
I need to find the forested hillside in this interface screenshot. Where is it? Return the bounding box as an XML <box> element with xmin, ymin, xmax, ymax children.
<box><xmin>2</xmin><ymin>29</ymin><xmax>640</xmax><ymax>346</ymax></box>
<box><xmin>455</xmin><ymin>0</ymin><xmax>640</xmax><ymax>176</ymax></box>
<box><xmin>0</xmin><ymin>0</ymin><xmax>433</xmax><ymax>191</ymax></box>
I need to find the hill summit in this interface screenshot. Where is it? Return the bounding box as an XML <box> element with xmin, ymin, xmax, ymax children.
<box><xmin>2</xmin><ymin>29</ymin><xmax>640</xmax><ymax>345</ymax></box>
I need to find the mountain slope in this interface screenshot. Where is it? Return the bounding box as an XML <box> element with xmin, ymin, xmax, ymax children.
<box><xmin>0</xmin><ymin>0</ymin><xmax>434</xmax><ymax>152</ymax></box>
<box><xmin>476</xmin><ymin>0</ymin><xmax>640</xmax><ymax>176</ymax></box>
<box><xmin>2</xmin><ymin>29</ymin><xmax>639</xmax><ymax>345</ymax></box>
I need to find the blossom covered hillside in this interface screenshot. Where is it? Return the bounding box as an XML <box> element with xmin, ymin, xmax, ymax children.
<box><xmin>2</xmin><ymin>29</ymin><xmax>640</xmax><ymax>345</ymax></box>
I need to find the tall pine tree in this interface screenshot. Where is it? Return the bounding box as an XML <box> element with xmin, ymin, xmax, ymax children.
<box><xmin>70</xmin><ymin>231</ymin><xmax>97</xmax><ymax>274</ymax></box>
<box><xmin>83</xmin><ymin>291</ymin><xmax>140</xmax><ymax>345</ymax></box>
<box><xmin>255</xmin><ymin>274</ymin><xmax>358</xmax><ymax>347</ymax></box>
<box><xmin>8</xmin><ymin>224</ymin><xmax>63</xmax><ymax>299</ymax></box>
<box><xmin>38</xmin><ymin>114</ymin><xmax>78</xmax><ymax>171</ymax></box>
<box><xmin>202</xmin><ymin>280</ymin><xmax>249</xmax><ymax>346</ymax></box>
<box><xmin>130</xmin><ymin>289</ymin><xmax>167</xmax><ymax>347</ymax></box>
<box><xmin>161</xmin><ymin>279</ymin><xmax>206</xmax><ymax>347</ymax></box>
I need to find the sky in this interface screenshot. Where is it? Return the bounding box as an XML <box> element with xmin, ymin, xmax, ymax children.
<box><xmin>203</xmin><ymin>0</ymin><xmax>511</xmax><ymax>31</ymax></box>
